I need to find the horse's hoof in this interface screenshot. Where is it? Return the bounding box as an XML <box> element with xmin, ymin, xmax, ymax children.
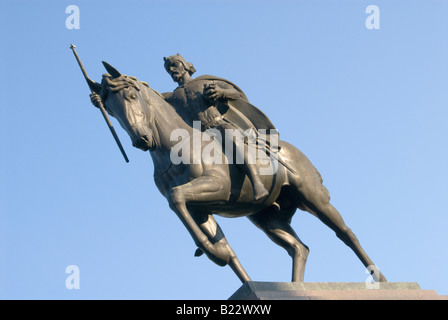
<box><xmin>203</xmin><ymin>242</ymin><xmax>230</xmax><ymax>267</ymax></box>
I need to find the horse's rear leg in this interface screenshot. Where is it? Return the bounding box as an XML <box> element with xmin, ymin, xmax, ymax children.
<box><xmin>248</xmin><ymin>206</ymin><xmax>309</xmax><ymax>282</ymax></box>
<box><xmin>296</xmin><ymin>183</ymin><xmax>387</xmax><ymax>282</ymax></box>
<box><xmin>168</xmin><ymin>176</ymin><xmax>251</xmax><ymax>282</ymax></box>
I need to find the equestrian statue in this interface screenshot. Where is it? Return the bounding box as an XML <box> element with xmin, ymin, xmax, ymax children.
<box><xmin>72</xmin><ymin>46</ymin><xmax>386</xmax><ymax>283</ymax></box>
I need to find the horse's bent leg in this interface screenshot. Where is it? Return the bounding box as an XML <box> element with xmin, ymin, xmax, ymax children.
<box><xmin>194</xmin><ymin>212</ymin><xmax>251</xmax><ymax>283</ymax></box>
<box><xmin>297</xmin><ymin>182</ymin><xmax>387</xmax><ymax>282</ymax></box>
<box><xmin>248</xmin><ymin>207</ymin><xmax>309</xmax><ymax>282</ymax></box>
<box><xmin>168</xmin><ymin>176</ymin><xmax>251</xmax><ymax>282</ymax></box>
<box><xmin>168</xmin><ymin>187</ymin><xmax>212</xmax><ymax>259</ymax></box>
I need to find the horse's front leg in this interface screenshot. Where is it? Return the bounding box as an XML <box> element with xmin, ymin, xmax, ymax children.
<box><xmin>167</xmin><ymin>175</ymin><xmax>230</xmax><ymax>264</ymax></box>
<box><xmin>168</xmin><ymin>189</ymin><xmax>228</xmax><ymax>266</ymax></box>
<box><xmin>167</xmin><ymin>175</ymin><xmax>251</xmax><ymax>282</ymax></box>
<box><xmin>193</xmin><ymin>211</ymin><xmax>251</xmax><ymax>283</ymax></box>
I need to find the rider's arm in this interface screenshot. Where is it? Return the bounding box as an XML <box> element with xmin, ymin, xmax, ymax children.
<box><xmin>204</xmin><ymin>82</ymin><xmax>245</xmax><ymax>102</ymax></box>
<box><xmin>216</xmin><ymin>82</ymin><xmax>245</xmax><ymax>101</ymax></box>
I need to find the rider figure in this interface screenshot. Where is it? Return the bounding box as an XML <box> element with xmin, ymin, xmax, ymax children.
<box><xmin>161</xmin><ymin>54</ymin><xmax>269</xmax><ymax>202</ymax></box>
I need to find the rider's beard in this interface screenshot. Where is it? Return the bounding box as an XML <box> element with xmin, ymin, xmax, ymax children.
<box><xmin>172</xmin><ymin>70</ymin><xmax>186</xmax><ymax>83</ymax></box>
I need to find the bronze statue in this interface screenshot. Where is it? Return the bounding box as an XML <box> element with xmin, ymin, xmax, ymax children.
<box><xmin>79</xmin><ymin>50</ymin><xmax>386</xmax><ymax>283</ymax></box>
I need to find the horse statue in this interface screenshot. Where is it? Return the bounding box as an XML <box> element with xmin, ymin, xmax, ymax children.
<box><xmin>86</xmin><ymin>61</ymin><xmax>387</xmax><ymax>283</ymax></box>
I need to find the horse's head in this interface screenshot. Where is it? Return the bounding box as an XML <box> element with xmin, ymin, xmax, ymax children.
<box><xmin>90</xmin><ymin>62</ymin><xmax>156</xmax><ymax>151</ymax></box>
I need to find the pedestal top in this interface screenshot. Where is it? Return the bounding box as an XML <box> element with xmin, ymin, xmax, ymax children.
<box><xmin>229</xmin><ymin>281</ymin><xmax>446</xmax><ymax>300</ymax></box>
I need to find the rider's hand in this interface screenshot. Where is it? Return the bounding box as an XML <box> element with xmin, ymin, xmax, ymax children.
<box><xmin>204</xmin><ymin>83</ymin><xmax>240</xmax><ymax>102</ymax></box>
<box><xmin>204</xmin><ymin>83</ymin><xmax>226</xmax><ymax>102</ymax></box>
<box><xmin>89</xmin><ymin>93</ymin><xmax>102</xmax><ymax>108</ymax></box>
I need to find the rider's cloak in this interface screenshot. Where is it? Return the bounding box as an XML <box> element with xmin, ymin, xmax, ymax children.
<box><xmin>190</xmin><ymin>75</ymin><xmax>277</xmax><ymax>135</ymax></box>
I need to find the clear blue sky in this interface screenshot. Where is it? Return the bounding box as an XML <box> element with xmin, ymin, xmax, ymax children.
<box><xmin>1</xmin><ymin>0</ymin><xmax>447</xmax><ymax>299</ymax></box>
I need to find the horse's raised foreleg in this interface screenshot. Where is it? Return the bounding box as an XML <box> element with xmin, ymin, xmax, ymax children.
<box><xmin>248</xmin><ymin>206</ymin><xmax>309</xmax><ymax>282</ymax></box>
<box><xmin>167</xmin><ymin>175</ymin><xmax>251</xmax><ymax>282</ymax></box>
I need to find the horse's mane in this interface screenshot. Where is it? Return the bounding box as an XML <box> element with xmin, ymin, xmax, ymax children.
<box><xmin>100</xmin><ymin>73</ymin><xmax>150</xmax><ymax>98</ymax></box>
<box><xmin>100</xmin><ymin>73</ymin><xmax>189</xmax><ymax>129</ymax></box>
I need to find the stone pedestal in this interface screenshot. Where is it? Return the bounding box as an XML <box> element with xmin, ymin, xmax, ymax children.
<box><xmin>229</xmin><ymin>281</ymin><xmax>447</xmax><ymax>300</ymax></box>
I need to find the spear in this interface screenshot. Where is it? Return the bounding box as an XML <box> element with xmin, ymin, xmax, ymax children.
<box><xmin>70</xmin><ymin>44</ymin><xmax>129</xmax><ymax>163</ymax></box>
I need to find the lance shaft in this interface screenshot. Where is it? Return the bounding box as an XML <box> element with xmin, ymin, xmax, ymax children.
<box><xmin>70</xmin><ymin>44</ymin><xmax>129</xmax><ymax>163</ymax></box>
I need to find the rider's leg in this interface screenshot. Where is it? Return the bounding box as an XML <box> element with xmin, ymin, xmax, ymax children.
<box><xmin>240</xmin><ymin>154</ymin><xmax>269</xmax><ymax>201</ymax></box>
<box><xmin>217</xmin><ymin>122</ymin><xmax>269</xmax><ymax>202</ymax></box>
<box><xmin>232</xmin><ymin>133</ymin><xmax>269</xmax><ymax>202</ymax></box>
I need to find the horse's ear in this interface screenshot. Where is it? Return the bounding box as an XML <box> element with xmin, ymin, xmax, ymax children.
<box><xmin>87</xmin><ymin>78</ymin><xmax>102</xmax><ymax>94</ymax></box>
<box><xmin>102</xmin><ymin>61</ymin><xmax>122</xmax><ymax>78</ymax></box>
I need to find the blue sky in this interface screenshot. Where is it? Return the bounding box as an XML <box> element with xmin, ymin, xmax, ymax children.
<box><xmin>0</xmin><ymin>0</ymin><xmax>447</xmax><ymax>299</ymax></box>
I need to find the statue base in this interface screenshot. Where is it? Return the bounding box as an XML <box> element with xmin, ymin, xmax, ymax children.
<box><xmin>228</xmin><ymin>281</ymin><xmax>448</xmax><ymax>300</ymax></box>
